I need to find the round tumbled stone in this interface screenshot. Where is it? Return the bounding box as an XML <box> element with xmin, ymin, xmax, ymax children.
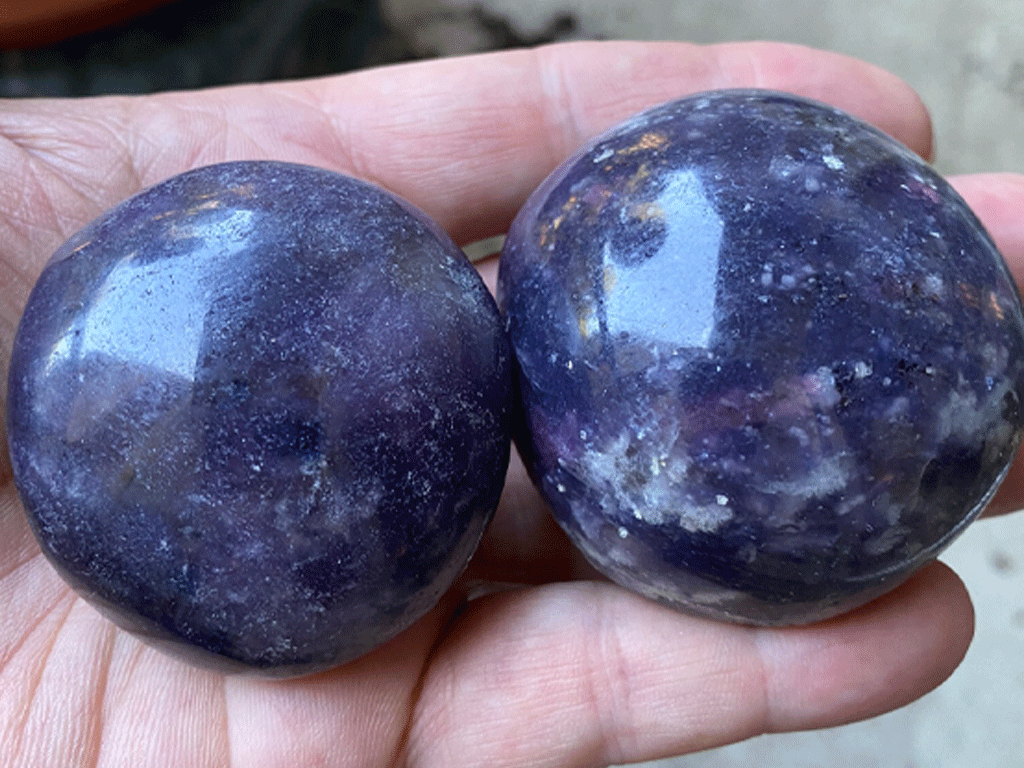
<box><xmin>498</xmin><ymin>89</ymin><xmax>1024</xmax><ymax>625</ymax></box>
<box><xmin>8</xmin><ymin>160</ymin><xmax>512</xmax><ymax>676</ymax></box>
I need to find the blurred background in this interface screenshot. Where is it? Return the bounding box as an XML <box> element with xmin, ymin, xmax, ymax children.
<box><xmin>2</xmin><ymin>1</ymin><xmax>1023</xmax><ymax>766</ymax></box>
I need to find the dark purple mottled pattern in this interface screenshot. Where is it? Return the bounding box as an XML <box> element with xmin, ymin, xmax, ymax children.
<box><xmin>8</xmin><ymin>161</ymin><xmax>512</xmax><ymax>676</ymax></box>
<box><xmin>498</xmin><ymin>90</ymin><xmax>1024</xmax><ymax>625</ymax></box>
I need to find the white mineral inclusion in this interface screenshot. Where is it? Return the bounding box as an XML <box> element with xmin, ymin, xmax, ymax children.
<box><xmin>604</xmin><ymin>170</ymin><xmax>724</xmax><ymax>349</ymax></box>
<box><xmin>575</xmin><ymin>427</ymin><xmax>737</xmax><ymax>535</ymax></box>
<box><xmin>823</xmin><ymin>153</ymin><xmax>844</xmax><ymax>171</ymax></box>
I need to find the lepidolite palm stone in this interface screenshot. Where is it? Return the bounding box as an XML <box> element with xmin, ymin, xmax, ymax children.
<box><xmin>8</xmin><ymin>161</ymin><xmax>512</xmax><ymax>676</ymax></box>
<box><xmin>498</xmin><ymin>90</ymin><xmax>1024</xmax><ymax>625</ymax></box>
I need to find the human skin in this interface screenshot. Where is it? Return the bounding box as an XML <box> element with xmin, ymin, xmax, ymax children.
<box><xmin>0</xmin><ymin>40</ymin><xmax>1021</xmax><ymax>768</ymax></box>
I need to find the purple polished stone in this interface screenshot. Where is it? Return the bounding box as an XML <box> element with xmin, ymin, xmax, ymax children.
<box><xmin>8</xmin><ymin>161</ymin><xmax>512</xmax><ymax>676</ymax></box>
<box><xmin>498</xmin><ymin>90</ymin><xmax>1024</xmax><ymax>625</ymax></box>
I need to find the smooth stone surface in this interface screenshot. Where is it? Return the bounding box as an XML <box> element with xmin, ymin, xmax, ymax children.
<box><xmin>498</xmin><ymin>89</ymin><xmax>1024</xmax><ymax>625</ymax></box>
<box><xmin>8</xmin><ymin>160</ymin><xmax>512</xmax><ymax>676</ymax></box>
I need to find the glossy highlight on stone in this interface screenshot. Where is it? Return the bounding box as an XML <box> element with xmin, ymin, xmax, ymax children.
<box><xmin>498</xmin><ymin>90</ymin><xmax>1024</xmax><ymax>625</ymax></box>
<box><xmin>8</xmin><ymin>161</ymin><xmax>512</xmax><ymax>676</ymax></box>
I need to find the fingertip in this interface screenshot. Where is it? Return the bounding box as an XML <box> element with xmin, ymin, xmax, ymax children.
<box><xmin>756</xmin><ymin>561</ymin><xmax>974</xmax><ymax>733</ymax></box>
<box><xmin>404</xmin><ymin>563</ymin><xmax>974</xmax><ymax>768</ymax></box>
<box><xmin>985</xmin><ymin>454</ymin><xmax>1024</xmax><ymax>517</ymax></box>
<box><xmin>707</xmin><ymin>41</ymin><xmax>935</xmax><ymax>160</ymax></box>
<box><xmin>949</xmin><ymin>173</ymin><xmax>1024</xmax><ymax>286</ymax></box>
<box><xmin>948</xmin><ymin>173</ymin><xmax>1024</xmax><ymax>517</ymax></box>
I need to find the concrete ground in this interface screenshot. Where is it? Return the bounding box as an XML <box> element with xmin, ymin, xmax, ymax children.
<box><xmin>383</xmin><ymin>2</ymin><xmax>1024</xmax><ymax>766</ymax></box>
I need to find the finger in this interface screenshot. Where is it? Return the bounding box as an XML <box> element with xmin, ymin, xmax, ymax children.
<box><xmin>950</xmin><ymin>174</ymin><xmax>1024</xmax><ymax>289</ymax></box>
<box><xmin>752</xmin><ymin>562</ymin><xmax>972</xmax><ymax>732</ymax></box>
<box><xmin>949</xmin><ymin>174</ymin><xmax>1024</xmax><ymax>517</ymax></box>
<box><xmin>403</xmin><ymin>562</ymin><xmax>972</xmax><ymax>768</ymax></box>
<box><xmin>299</xmin><ymin>39</ymin><xmax>933</xmax><ymax>244</ymax></box>
<box><xmin>0</xmin><ymin>40</ymin><xmax>932</xmax><ymax>281</ymax></box>
<box><xmin>238</xmin><ymin>40</ymin><xmax>936</xmax><ymax>244</ymax></box>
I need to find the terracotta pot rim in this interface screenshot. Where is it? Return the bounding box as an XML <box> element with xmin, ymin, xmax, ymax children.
<box><xmin>0</xmin><ymin>0</ymin><xmax>175</xmax><ymax>49</ymax></box>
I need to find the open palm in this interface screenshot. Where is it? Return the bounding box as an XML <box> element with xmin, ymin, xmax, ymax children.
<box><xmin>2</xmin><ymin>41</ymin><xmax>1023</xmax><ymax>768</ymax></box>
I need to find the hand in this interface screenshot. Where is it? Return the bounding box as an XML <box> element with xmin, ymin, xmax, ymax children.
<box><xmin>1</xmin><ymin>40</ymin><xmax>1021</xmax><ymax>768</ymax></box>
